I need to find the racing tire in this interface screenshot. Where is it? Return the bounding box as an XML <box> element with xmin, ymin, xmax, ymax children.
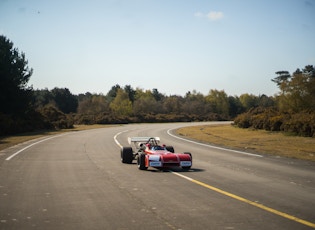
<box><xmin>137</xmin><ymin>153</ymin><xmax>148</xmax><ymax>170</ymax></box>
<box><xmin>182</xmin><ymin>152</ymin><xmax>192</xmax><ymax>170</ymax></box>
<box><xmin>166</xmin><ymin>146</ymin><xmax>174</xmax><ymax>153</ymax></box>
<box><xmin>121</xmin><ymin>147</ymin><xmax>133</xmax><ymax>164</ymax></box>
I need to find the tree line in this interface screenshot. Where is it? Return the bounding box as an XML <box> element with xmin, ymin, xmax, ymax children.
<box><xmin>32</xmin><ymin>85</ymin><xmax>274</xmax><ymax>125</ymax></box>
<box><xmin>1</xmin><ymin>35</ymin><xmax>314</xmax><ymax>136</ymax></box>
<box><xmin>234</xmin><ymin>66</ymin><xmax>315</xmax><ymax>137</ymax></box>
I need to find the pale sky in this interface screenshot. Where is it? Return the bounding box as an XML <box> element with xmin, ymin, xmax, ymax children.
<box><xmin>1</xmin><ymin>0</ymin><xmax>314</xmax><ymax>96</ymax></box>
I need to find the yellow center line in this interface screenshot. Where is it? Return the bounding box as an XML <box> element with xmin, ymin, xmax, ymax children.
<box><xmin>171</xmin><ymin>171</ymin><xmax>315</xmax><ymax>229</ymax></box>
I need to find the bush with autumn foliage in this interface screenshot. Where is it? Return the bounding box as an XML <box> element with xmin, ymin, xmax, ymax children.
<box><xmin>234</xmin><ymin>66</ymin><xmax>315</xmax><ymax>137</ymax></box>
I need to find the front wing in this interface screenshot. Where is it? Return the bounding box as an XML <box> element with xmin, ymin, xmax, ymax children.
<box><xmin>147</xmin><ymin>154</ymin><xmax>192</xmax><ymax>168</ymax></box>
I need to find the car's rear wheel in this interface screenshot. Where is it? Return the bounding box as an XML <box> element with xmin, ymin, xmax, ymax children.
<box><xmin>184</xmin><ymin>152</ymin><xmax>192</xmax><ymax>160</ymax></box>
<box><xmin>121</xmin><ymin>147</ymin><xmax>133</xmax><ymax>164</ymax></box>
<box><xmin>182</xmin><ymin>152</ymin><xmax>192</xmax><ymax>170</ymax></box>
<box><xmin>137</xmin><ymin>153</ymin><xmax>148</xmax><ymax>170</ymax></box>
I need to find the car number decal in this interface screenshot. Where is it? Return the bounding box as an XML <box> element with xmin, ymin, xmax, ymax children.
<box><xmin>180</xmin><ymin>161</ymin><xmax>192</xmax><ymax>166</ymax></box>
<box><xmin>150</xmin><ymin>161</ymin><xmax>162</xmax><ymax>167</ymax></box>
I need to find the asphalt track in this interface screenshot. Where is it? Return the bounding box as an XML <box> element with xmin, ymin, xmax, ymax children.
<box><xmin>0</xmin><ymin>122</ymin><xmax>314</xmax><ymax>230</ymax></box>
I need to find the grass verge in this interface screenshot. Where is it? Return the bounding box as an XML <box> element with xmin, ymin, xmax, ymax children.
<box><xmin>176</xmin><ymin>124</ymin><xmax>315</xmax><ymax>162</ymax></box>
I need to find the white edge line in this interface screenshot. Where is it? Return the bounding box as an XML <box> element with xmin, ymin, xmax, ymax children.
<box><xmin>5</xmin><ymin>133</ymin><xmax>68</xmax><ymax>161</ymax></box>
<box><xmin>170</xmin><ymin>171</ymin><xmax>194</xmax><ymax>181</ymax></box>
<box><xmin>114</xmin><ymin>130</ymin><xmax>129</xmax><ymax>149</ymax></box>
<box><xmin>167</xmin><ymin>128</ymin><xmax>263</xmax><ymax>158</ymax></box>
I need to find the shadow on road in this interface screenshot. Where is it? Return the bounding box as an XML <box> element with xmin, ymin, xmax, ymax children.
<box><xmin>128</xmin><ymin>162</ymin><xmax>204</xmax><ymax>173</ymax></box>
<box><xmin>148</xmin><ymin>167</ymin><xmax>204</xmax><ymax>173</ymax></box>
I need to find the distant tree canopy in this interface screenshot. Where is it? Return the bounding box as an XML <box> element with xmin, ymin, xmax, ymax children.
<box><xmin>33</xmin><ymin>87</ymin><xmax>78</xmax><ymax>113</ymax></box>
<box><xmin>110</xmin><ymin>88</ymin><xmax>133</xmax><ymax>116</ymax></box>
<box><xmin>77</xmin><ymin>93</ymin><xmax>109</xmax><ymax>115</ymax></box>
<box><xmin>51</xmin><ymin>87</ymin><xmax>78</xmax><ymax>113</ymax></box>
<box><xmin>272</xmin><ymin>65</ymin><xmax>315</xmax><ymax>112</ymax></box>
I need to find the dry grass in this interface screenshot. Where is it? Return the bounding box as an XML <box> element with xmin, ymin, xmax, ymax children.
<box><xmin>176</xmin><ymin>124</ymin><xmax>315</xmax><ymax>162</ymax></box>
<box><xmin>0</xmin><ymin>124</ymin><xmax>113</xmax><ymax>151</ymax></box>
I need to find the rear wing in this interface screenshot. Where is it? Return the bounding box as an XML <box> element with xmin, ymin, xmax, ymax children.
<box><xmin>128</xmin><ymin>137</ymin><xmax>160</xmax><ymax>145</ymax></box>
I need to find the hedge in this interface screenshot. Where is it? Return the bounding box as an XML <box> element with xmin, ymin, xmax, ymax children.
<box><xmin>234</xmin><ymin>107</ymin><xmax>315</xmax><ymax>137</ymax></box>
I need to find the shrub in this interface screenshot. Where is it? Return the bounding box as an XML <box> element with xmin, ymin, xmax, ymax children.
<box><xmin>281</xmin><ymin>111</ymin><xmax>315</xmax><ymax>137</ymax></box>
<box><xmin>233</xmin><ymin>113</ymin><xmax>251</xmax><ymax>128</ymax></box>
<box><xmin>234</xmin><ymin>107</ymin><xmax>315</xmax><ymax>137</ymax></box>
<box><xmin>38</xmin><ymin>105</ymin><xmax>74</xmax><ymax>129</ymax></box>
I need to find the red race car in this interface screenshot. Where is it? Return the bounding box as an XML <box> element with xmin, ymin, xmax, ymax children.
<box><xmin>121</xmin><ymin>137</ymin><xmax>192</xmax><ymax>170</ymax></box>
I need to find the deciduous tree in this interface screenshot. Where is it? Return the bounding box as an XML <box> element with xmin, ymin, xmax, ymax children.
<box><xmin>77</xmin><ymin>94</ymin><xmax>109</xmax><ymax>114</ymax></box>
<box><xmin>239</xmin><ymin>93</ymin><xmax>259</xmax><ymax>111</ymax></box>
<box><xmin>109</xmin><ymin>89</ymin><xmax>132</xmax><ymax>116</ymax></box>
<box><xmin>206</xmin><ymin>89</ymin><xmax>229</xmax><ymax>116</ymax></box>
<box><xmin>133</xmin><ymin>89</ymin><xmax>159</xmax><ymax>115</ymax></box>
<box><xmin>51</xmin><ymin>87</ymin><xmax>78</xmax><ymax>113</ymax></box>
<box><xmin>272</xmin><ymin>65</ymin><xmax>315</xmax><ymax>112</ymax></box>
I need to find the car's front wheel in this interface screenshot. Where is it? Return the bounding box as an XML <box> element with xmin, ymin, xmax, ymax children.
<box><xmin>137</xmin><ymin>153</ymin><xmax>148</xmax><ymax>170</ymax></box>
